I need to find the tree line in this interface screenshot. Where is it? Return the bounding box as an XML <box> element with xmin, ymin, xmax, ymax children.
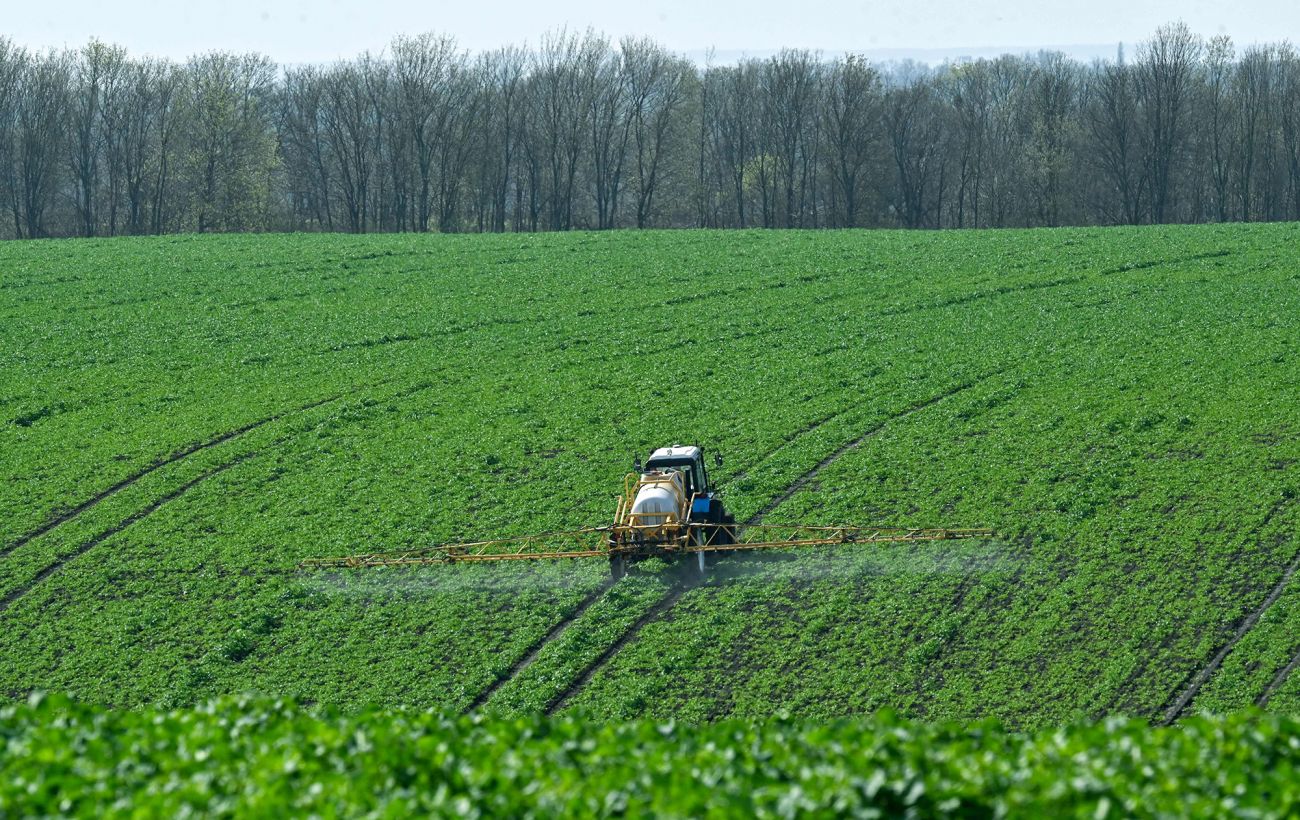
<box><xmin>2</xmin><ymin>22</ymin><xmax>1299</xmax><ymax>239</ymax></box>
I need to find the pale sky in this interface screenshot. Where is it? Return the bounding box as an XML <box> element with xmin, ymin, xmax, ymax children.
<box><xmin>6</xmin><ymin>0</ymin><xmax>1298</xmax><ymax>64</ymax></box>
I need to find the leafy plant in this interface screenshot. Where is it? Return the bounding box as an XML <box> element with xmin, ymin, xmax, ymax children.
<box><xmin>6</xmin><ymin>695</ymin><xmax>1300</xmax><ymax>817</ymax></box>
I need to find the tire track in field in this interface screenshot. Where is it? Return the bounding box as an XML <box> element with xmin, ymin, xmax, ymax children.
<box><xmin>0</xmin><ymin>455</ymin><xmax>255</xmax><ymax>616</ymax></box>
<box><xmin>875</xmin><ymin>249</ymin><xmax>1231</xmax><ymax>321</ymax></box>
<box><xmin>1</xmin><ymin>388</ymin><xmax>374</xmax><ymax>560</ymax></box>
<box><xmin>745</xmin><ymin>374</ymin><xmax>992</xmax><ymax>526</ymax></box>
<box><xmin>463</xmin><ymin>577</ymin><xmax>616</xmax><ymax>714</ymax></box>
<box><xmin>724</xmin><ymin>407</ymin><xmax>845</xmax><ymax>488</ymax></box>
<box><xmin>544</xmin><ymin>565</ymin><xmax>698</xmax><ymax>714</ymax></box>
<box><xmin>1097</xmin><ymin>249</ymin><xmax>1231</xmax><ymax>276</ymax></box>
<box><xmin>1158</xmin><ymin>499</ymin><xmax>1295</xmax><ymax>724</ymax></box>
<box><xmin>1256</xmin><ymin>616</ymin><xmax>1300</xmax><ymax>707</ymax></box>
<box><xmin>544</xmin><ymin>374</ymin><xmax>996</xmax><ymax>715</ymax></box>
<box><xmin>878</xmin><ymin>276</ymin><xmax>1089</xmax><ymax>318</ymax></box>
<box><xmin>5</xmin><ymin>376</ymin><xmax>444</xmax><ymax>614</ymax></box>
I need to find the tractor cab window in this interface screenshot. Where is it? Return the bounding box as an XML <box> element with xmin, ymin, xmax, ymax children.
<box><xmin>647</xmin><ymin>458</ymin><xmax>705</xmax><ymax>497</ymax></box>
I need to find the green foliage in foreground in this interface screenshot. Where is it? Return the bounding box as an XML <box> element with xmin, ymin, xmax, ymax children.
<box><xmin>4</xmin><ymin>699</ymin><xmax>1300</xmax><ymax>819</ymax></box>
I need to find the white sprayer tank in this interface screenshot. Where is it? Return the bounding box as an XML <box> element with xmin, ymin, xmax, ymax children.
<box><xmin>630</xmin><ymin>471</ymin><xmax>686</xmax><ymax>526</ymax></box>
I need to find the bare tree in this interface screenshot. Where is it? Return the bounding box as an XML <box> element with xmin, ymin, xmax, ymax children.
<box><xmin>1280</xmin><ymin>46</ymin><xmax>1300</xmax><ymax>219</ymax></box>
<box><xmin>622</xmin><ymin>38</ymin><xmax>688</xmax><ymax>228</ymax></box>
<box><xmin>588</xmin><ymin>40</ymin><xmax>630</xmax><ymax>229</ymax></box>
<box><xmin>68</xmin><ymin>40</ymin><xmax>127</xmax><ymax>236</ymax></box>
<box><xmin>0</xmin><ymin>40</ymin><xmax>27</xmax><ymax>239</ymax></box>
<box><xmin>703</xmin><ymin>61</ymin><xmax>760</xmax><ymax>227</ymax></box>
<box><xmin>944</xmin><ymin>60</ymin><xmax>993</xmax><ymax>227</ymax></box>
<box><xmin>432</xmin><ymin>66</ymin><xmax>478</xmax><ymax>231</ymax></box>
<box><xmin>97</xmin><ymin>48</ymin><xmax>133</xmax><ymax>235</ymax></box>
<box><xmin>13</xmin><ymin>50</ymin><xmax>70</xmax><ymax>238</ymax></box>
<box><xmin>1234</xmin><ymin>45</ymin><xmax>1283</xmax><ymax>221</ymax></box>
<box><xmin>279</xmin><ymin>67</ymin><xmax>334</xmax><ymax>230</ymax></box>
<box><xmin>149</xmin><ymin>63</ymin><xmax>181</xmax><ymax>234</ymax></box>
<box><xmin>1136</xmin><ymin>22</ymin><xmax>1202</xmax><ymax>223</ymax></box>
<box><xmin>884</xmin><ymin>66</ymin><xmax>945</xmax><ymax>228</ymax></box>
<box><xmin>762</xmin><ymin>50</ymin><xmax>821</xmax><ymax>228</ymax></box>
<box><xmin>823</xmin><ymin>55</ymin><xmax>881</xmax><ymax>228</ymax></box>
<box><xmin>981</xmin><ymin>56</ymin><xmax>1032</xmax><ymax>227</ymax></box>
<box><xmin>1085</xmin><ymin>54</ymin><xmax>1145</xmax><ymax>225</ymax></box>
<box><xmin>469</xmin><ymin>46</ymin><xmax>526</xmax><ymax>232</ymax></box>
<box><xmin>320</xmin><ymin>59</ymin><xmax>381</xmax><ymax>232</ymax></box>
<box><xmin>117</xmin><ymin>58</ymin><xmax>173</xmax><ymax>235</ymax></box>
<box><xmin>1025</xmin><ymin>52</ymin><xmax>1079</xmax><ymax>227</ymax></box>
<box><xmin>532</xmin><ymin>30</ymin><xmax>603</xmax><ymax>231</ymax></box>
<box><xmin>517</xmin><ymin>71</ymin><xmax>545</xmax><ymax>231</ymax></box>
<box><xmin>391</xmin><ymin>34</ymin><xmax>464</xmax><ymax>232</ymax></box>
<box><xmin>1200</xmin><ymin>36</ymin><xmax>1236</xmax><ymax>221</ymax></box>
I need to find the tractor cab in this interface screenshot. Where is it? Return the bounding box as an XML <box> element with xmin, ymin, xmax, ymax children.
<box><xmin>643</xmin><ymin>444</ymin><xmax>711</xmax><ymax>497</ymax></box>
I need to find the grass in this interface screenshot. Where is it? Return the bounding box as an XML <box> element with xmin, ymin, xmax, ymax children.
<box><xmin>1</xmin><ymin>225</ymin><xmax>1297</xmax><ymax>729</ymax></box>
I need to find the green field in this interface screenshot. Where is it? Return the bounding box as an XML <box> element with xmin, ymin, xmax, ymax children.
<box><xmin>2</xmin><ymin>225</ymin><xmax>1298</xmax><ymax>733</ymax></box>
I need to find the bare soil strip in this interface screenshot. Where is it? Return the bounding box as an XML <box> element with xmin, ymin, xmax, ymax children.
<box><xmin>543</xmin><ymin>375</ymin><xmax>993</xmax><ymax>714</ymax></box>
<box><xmin>0</xmin><ymin>455</ymin><xmax>254</xmax><ymax>616</ymax></box>
<box><xmin>1</xmin><ymin>392</ymin><xmax>356</xmax><ymax>559</ymax></box>
<box><xmin>464</xmin><ymin>576</ymin><xmax>616</xmax><ymax>713</ymax></box>
<box><xmin>1160</xmin><ymin>501</ymin><xmax>1296</xmax><ymax>724</ymax></box>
